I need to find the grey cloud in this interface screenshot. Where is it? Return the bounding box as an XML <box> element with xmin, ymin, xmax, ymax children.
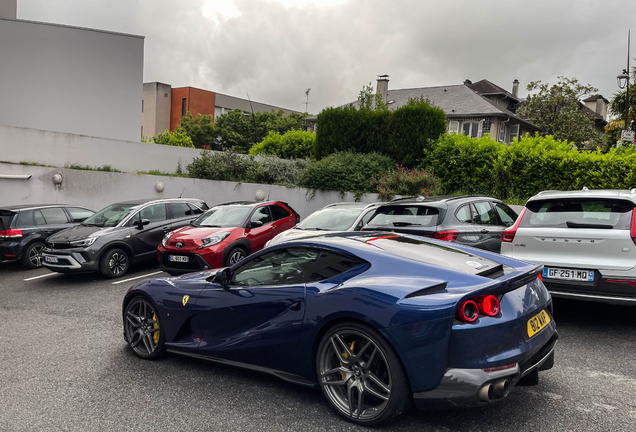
<box><xmin>17</xmin><ymin>0</ymin><xmax>636</xmax><ymax>114</ymax></box>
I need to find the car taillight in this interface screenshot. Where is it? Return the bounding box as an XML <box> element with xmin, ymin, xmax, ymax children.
<box><xmin>433</xmin><ymin>230</ymin><xmax>459</xmax><ymax>242</ymax></box>
<box><xmin>630</xmin><ymin>209</ymin><xmax>636</xmax><ymax>245</ymax></box>
<box><xmin>502</xmin><ymin>207</ymin><xmax>527</xmax><ymax>243</ymax></box>
<box><xmin>456</xmin><ymin>295</ymin><xmax>501</xmax><ymax>322</ymax></box>
<box><xmin>456</xmin><ymin>300</ymin><xmax>479</xmax><ymax>322</ymax></box>
<box><xmin>479</xmin><ymin>295</ymin><xmax>500</xmax><ymax>317</ymax></box>
<box><xmin>0</xmin><ymin>229</ymin><xmax>22</xmax><ymax>239</ymax></box>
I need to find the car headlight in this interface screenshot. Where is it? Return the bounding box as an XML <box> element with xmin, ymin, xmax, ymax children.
<box><xmin>70</xmin><ymin>237</ymin><xmax>97</xmax><ymax>247</ymax></box>
<box><xmin>197</xmin><ymin>232</ymin><xmax>230</xmax><ymax>249</ymax></box>
<box><xmin>161</xmin><ymin>232</ymin><xmax>172</xmax><ymax>247</ymax></box>
<box><xmin>265</xmin><ymin>240</ymin><xmax>271</xmax><ymax>248</ymax></box>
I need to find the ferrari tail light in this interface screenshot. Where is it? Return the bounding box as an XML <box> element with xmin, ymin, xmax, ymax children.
<box><xmin>0</xmin><ymin>229</ymin><xmax>23</xmax><ymax>239</ymax></box>
<box><xmin>502</xmin><ymin>207</ymin><xmax>527</xmax><ymax>243</ymax></box>
<box><xmin>630</xmin><ymin>209</ymin><xmax>636</xmax><ymax>245</ymax></box>
<box><xmin>456</xmin><ymin>300</ymin><xmax>479</xmax><ymax>322</ymax></box>
<box><xmin>456</xmin><ymin>295</ymin><xmax>502</xmax><ymax>322</ymax></box>
<box><xmin>479</xmin><ymin>295</ymin><xmax>500</xmax><ymax>317</ymax></box>
<box><xmin>433</xmin><ymin>230</ymin><xmax>459</xmax><ymax>242</ymax></box>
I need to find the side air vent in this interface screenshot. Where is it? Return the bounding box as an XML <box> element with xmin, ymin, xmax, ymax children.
<box><xmin>405</xmin><ymin>282</ymin><xmax>448</xmax><ymax>298</ymax></box>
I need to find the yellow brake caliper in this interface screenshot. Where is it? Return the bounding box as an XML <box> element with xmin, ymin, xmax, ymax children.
<box><xmin>340</xmin><ymin>341</ymin><xmax>356</xmax><ymax>380</ymax></box>
<box><xmin>153</xmin><ymin>313</ymin><xmax>160</xmax><ymax>344</ymax></box>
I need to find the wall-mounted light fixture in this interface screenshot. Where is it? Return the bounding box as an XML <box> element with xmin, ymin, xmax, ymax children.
<box><xmin>255</xmin><ymin>190</ymin><xmax>265</xmax><ymax>202</ymax></box>
<box><xmin>155</xmin><ymin>181</ymin><xmax>165</xmax><ymax>193</ymax></box>
<box><xmin>52</xmin><ymin>174</ymin><xmax>63</xmax><ymax>185</ymax></box>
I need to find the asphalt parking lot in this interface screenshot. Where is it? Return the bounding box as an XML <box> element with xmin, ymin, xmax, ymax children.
<box><xmin>1</xmin><ymin>262</ymin><xmax>635</xmax><ymax>432</ymax></box>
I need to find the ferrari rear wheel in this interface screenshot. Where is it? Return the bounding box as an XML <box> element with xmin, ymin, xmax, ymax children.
<box><xmin>316</xmin><ymin>322</ymin><xmax>411</xmax><ymax>426</ymax></box>
<box><xmin>124</xmin><ymin>296</ymin><xmax>165</xmax><ymax>359</ymax></box>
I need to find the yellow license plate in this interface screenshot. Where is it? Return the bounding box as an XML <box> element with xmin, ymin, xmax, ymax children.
<box><xmin>527</xmin><ymin>310</ymin><xmax>551</xmax><ymax>338</ymax></box>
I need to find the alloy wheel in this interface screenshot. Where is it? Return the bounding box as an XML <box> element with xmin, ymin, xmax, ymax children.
<box><xmin>318</xmin><ymin>329</ymin><xmax>392</xmax><ymax>422</ymax></box>
<box><xmin>29</xmin><ymin>244</ymin><xmax>44</xmax><ymax>267</ymax></box>
<box><xmin>109</xmin><ymin>252</ymin><xmax>127</xmax><ymax>275</ymax></box>
<box><xmin>229</xmin><ymin>250</ymin><xmax>246</xmax><ymax>265</ymax></box>
<box><xmin>124</xmin><ymin>298</ymin><xmax>160</xmax><ymax>357</ymax></box>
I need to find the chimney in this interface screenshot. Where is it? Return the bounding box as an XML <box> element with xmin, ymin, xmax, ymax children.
<box><xmin>0</xmin><ymin>0</ymin><xmax>17</xmax><ymax>19</ymax></box>
<box><xmin>512</xmin><ymin>79</ymin><xmax>519</xmax><ymax>98</ymax></box>
<box><xmin>376</xmin><ymin>75</ymin><xmax>389</xmax><ymax>103</ymax></box>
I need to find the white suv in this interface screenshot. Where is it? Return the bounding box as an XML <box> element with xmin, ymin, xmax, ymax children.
<box><xmin>500</xmin><ymin>189</ymin><xmax>636</xmax><ymax>305</ymax></box>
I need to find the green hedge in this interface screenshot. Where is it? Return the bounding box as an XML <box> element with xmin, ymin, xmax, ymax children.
<box><xmin>315</xmin><ymin>99</ymin><xmax>446</xmax><ymax>167</ymax></box>
<box><xmin>249</xmin><ymin>129</ymin><xmax>315</xmax><ymax>159</ymax></box>
<box><xmin>302</xmin><ymin>152</ymin><xmax>395</xmax><ymax>197</ymax></box>
<box><xmin>426</xmin><ymin>133</ymin><xmax>636</xmax><ymax>199</ymax></box>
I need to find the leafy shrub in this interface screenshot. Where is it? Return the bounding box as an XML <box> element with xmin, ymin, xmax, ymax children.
<box><xmin>249</xmin><ymin>130</ymin><xmax>315</xmax><ymax>159</ymax></box>
<box><xmin>302</xmin><ymin>152</ymin><xmax>394</xmax><ymax>198</ymax></box>
<box><xmin>253</xmin><ymin>156</ymin><xmax>309</xmax><ymax>187</ymax></box>
<box><xmin>186</xmin><ymin>150</ymin><xmax>258</xmax><ymax>182</ymax></box>
<box><xmin>151</xmin><ymin>127</ymin><xmax>194</xmax><ymax>148</ymax></box>
<box><xmin>373</xmin><ymin>165</ymin><xmax>442</xmax><ymax>201</ymax></box>
<box><xmin>65</xmin><ymin>164</ymin><xmax>122</xmax><ymax>172</ymax></box>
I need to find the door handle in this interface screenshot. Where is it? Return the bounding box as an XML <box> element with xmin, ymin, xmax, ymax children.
<box><xmin>481</xmin><ymin>229</ymin><xmax>490</xmax><ymax>234</ymax></box>
<box><xmin>289</xmin><ymin>301</ymin><xmax>301</xmax><ymax>311</ymax></box>
<box><xmin>162</xmin><ymin>227</ymin><xmax>171</xmax><ymax>232</ymax></box>
<box><xmin>43</xmin><ymin>229</ymin><xmax>53</xmax><ymax>233</ymax></box>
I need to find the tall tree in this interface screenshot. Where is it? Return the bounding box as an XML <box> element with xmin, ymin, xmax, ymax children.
<box><xmin>179</xmin><ymin>112</ymin><xmax>216</xmax><ymax>149</ymax></box>
<box><xmin>518</xmin><ymin>76</ymin><xmax>603</xmax><ymax>148</ymax></box>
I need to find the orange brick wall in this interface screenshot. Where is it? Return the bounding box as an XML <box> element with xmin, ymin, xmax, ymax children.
<box><xmin>169</xmin><ymin>87</ymin><xmax>216</xmax><ymax>131</ymax></box>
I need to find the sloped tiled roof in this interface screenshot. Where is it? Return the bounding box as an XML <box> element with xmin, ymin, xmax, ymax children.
<box><xmin>466</xmin><ymin>79</ymin><xmax>519</xmax><ymax>101</ymax></box>
<box><xmin>583</xmin><ymin>94</ymin><xmax>610</xmax><ymax>104</ymax></box>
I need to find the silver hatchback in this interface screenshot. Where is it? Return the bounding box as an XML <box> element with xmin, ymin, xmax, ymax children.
<box><xmin>500</xmin><ymin>189</ymin><xmax>636</xmax><ymax>305</ymax></box>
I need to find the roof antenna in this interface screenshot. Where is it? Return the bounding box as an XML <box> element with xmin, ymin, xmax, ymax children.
<box><xmin>267</xmin><ymin>185</ymin><xmax>271</xmax><ymax>201</ymax></box>
<box><xmin>179</xmin><ymin>187</ymin><xmax>185</xmax><ymax>198</ymax></box>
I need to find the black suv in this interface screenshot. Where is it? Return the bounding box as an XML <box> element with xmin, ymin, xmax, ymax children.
<box><xmin>0</xmin><ymin>204</ymin><xmax>94</xmax><ymax>269</ymax></box>
<box><xmin>363</xmin><ymin>196</ymin><xmax>518</xmax><ymax>252</ymax></box>
<box><xmin>42</xmin><ymin>198</ymin><xmax>208</xmax><ymax>278</ymax></box>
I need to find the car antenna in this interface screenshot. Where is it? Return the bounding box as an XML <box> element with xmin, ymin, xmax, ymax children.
<box><xmin>179</xmin><ymin>187</ymin><xmax>185</xmax><ymax>198</ymax></box>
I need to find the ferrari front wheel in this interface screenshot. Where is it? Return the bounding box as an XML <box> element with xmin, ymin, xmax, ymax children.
<box><xmin>124</xmin><ymin>296</ymin><xmax>165</xmax><ymax>359</ymax></box>
<box><xmin>316</xmin><ymin>322</ymin><xmax>411</xmax><ymax>426</ymax></box>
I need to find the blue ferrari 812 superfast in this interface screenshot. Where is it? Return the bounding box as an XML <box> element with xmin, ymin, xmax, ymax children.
<box><xmin>122</xmin><ymin>232</ymin><xmax>557</xmax><ymax>425</ymax></box>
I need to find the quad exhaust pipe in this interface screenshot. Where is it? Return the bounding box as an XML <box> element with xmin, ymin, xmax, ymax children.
<box><xmin>478</xmin><ymin>379</ymin><xmax>511</xmax><ymax>401</ymax></box>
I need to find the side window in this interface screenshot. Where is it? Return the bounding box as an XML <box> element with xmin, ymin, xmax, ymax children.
<box><xmin>356</xmin><ymin>209</ymin><xmax>377</xmax><ymax>230</ymax></box>
<box><xmin>169</xmin><ymin>202</ymin><xmax>193</xmax><ymax>219</ymax></box>
<box><xmin>455</xmin><ymin>205</ymin><xmax>472</xmax><ymax>224</ymax></box>
<box><xmin>309</xmin><ymin>250</ymin><xmax>364</xmax><ymax>282</ymax></box>
<box><xmin>34</xmin><ymin>210</ymin><xmax>46</xmax><ymax>225</ymax></box>
<box><xmin>471</xmin><ymin>202</ymin><xmax>498</xmax><ymax>226</ymax></box>
<box><xmin>232</xmin><ymin>248</ymin><xmax>318</xmax><ymax>286</ymax></box>
<box><xmin>139</xmin><ymin>204</ymin><xmax>168</xmax><ymax>223</ymax></box>
<box><xmin>270</xmin><ymin>205</ymin><xmax>291</xmax><ymax>221</ymax></box>
<box><xmin>494</xmin><ymin>203</ymin><xmax>518</xmax><ymax>227</ymax></box>
<box><xmin>250</xmin><ymin>206</ymin><xmax>273</xmax><ymax>225</ymax></box>
<box><xmin>38</xmin><ymin>208</ymin><xmax>69</xmax><ymax>224</ymax></box>
<box><xmin>66</xmin><ymin>207</ymin><xmax>94</xmax><ymax>223</ymax></box>
<box><xmin>187</xmin><ymin>203</ymin><xmax>204</xmax><ymax>215</ymax></box>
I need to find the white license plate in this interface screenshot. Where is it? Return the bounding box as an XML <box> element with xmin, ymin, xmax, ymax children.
<box><xmin>44</xmin><ymin>255</ymin><xmax>59</xmax><ymax>263</ymax></box>
<box><xmin>543</xmin><ymin>267</ymin><xmax>594</xmax><ymax>282</ymax></box>
<box><xmin>169</xmin><ymin>255</ymin><xmax>189</xmax><ymax>263</ymax></box>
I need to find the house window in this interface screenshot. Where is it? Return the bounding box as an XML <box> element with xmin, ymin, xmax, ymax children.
<box><xmin>448</xmin><ymin>120</ymin><xmax>460</xmax><ymax>134</ymax></box>
<box><xmin>498</xmin><ymin>122</ymin><xmax>506</xmax><ymax>143</ymax></box>
<box><xmin>510</xmin><ymin>124</ymin><xmax>520</xmax><ymax>142</ymax></box>
<box><xmin>462</xmin><ymin>122</ymin><xmax>479</xmax><ymax>138</ymax></box>
<box><xmin>181</xmin><ymin>98</ymin><xmax>187</xmax><ymax>117</ymax></box>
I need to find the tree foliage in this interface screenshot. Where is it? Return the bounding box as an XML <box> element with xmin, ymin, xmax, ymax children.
<box><xmin>609</xmin><ymin>65</ymin><xmax>636</xmax><ymax>135</ymax></box>
<box><xmin>179</xmin><ymin>109</ymin><xmax>306</xmax><ymax>153</ymax></box>
<box><xmin>518</xmin><ymin>76</ymin><xmax>603</xmax><ymax>148</ymax></box>
<box><xmin>249</xmin><ymin>129</ymin><xmax>315</xmax><ymax>159</ymax></box>
<box><xmin>148</xmin><ymin>127</ymin><xmax>194</xmax><ymax>148</ymax></box>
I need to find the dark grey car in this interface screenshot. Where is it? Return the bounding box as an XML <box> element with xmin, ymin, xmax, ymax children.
<box><xmin>363</xmin><ymin>196</ymin><xmax>518</xmax><ymax>252</ymax></box>
<box><xmin>42</xmin><ymin>198</ymin><xmax>208</xmax><ymax>278</ymax></box>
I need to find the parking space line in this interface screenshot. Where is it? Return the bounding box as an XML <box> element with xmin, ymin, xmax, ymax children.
<box><xmin>111</xmin><ymin>271</ymin><xmax>163</xmax><ymax>285</ymax></box>
<box><xmin>24</xmin><ymin>272</ymin><xmax>57</xmax><ymax>281</ymax></box>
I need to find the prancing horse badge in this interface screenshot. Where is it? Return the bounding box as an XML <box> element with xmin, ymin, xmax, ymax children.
<box><xmin>182</xmin><ymin>295</ymin><xmax>189</xmax><ymax>306</ymax></box>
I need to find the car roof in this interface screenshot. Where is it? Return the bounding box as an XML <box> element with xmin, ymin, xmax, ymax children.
<box><xmin>110</xmin><ymin>198</ymin><xmax>205</xmax><ymax>206</ymax></box>
<box><xmin>529</xmin><ymin>189</ymin><xmax>636</xmax><ymax>202</ymax></box>
<box><xmin>0</xmin><ymin>204</ymin><xmax>78</xmax><ymax>212</ymax></box>
<box><xmin>382</xmin><ymin>195</ymin><xmax>499</xmax><ymax>207</ymax></box>
<box><xmin>212</xmin><ymin>200</ymin><xmax>290</xmax><ymax>208</ymax></box>
<box><xmin>321</xmin><ymin>202</ymin><xmax>380</xmax><ymax>210</ymax></box>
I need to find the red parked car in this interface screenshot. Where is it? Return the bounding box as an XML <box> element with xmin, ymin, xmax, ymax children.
<box><xmin>158</xmin><ymin>200</ymin><xmax>299</xmax><ymax>275</ymax></box>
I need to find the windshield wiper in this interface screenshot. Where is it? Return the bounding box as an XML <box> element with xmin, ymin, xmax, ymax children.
<box><xmin>393</xmin><ymin>222</ymin><xmax>421</xmax><ymax>227</ymax></box>
<box><xmin>200</xmin><ymin>224</ymin><xmax>222</xmax><ymax>228</ymax></box>
<box><xmin>566</xmin><ymin>221</ymin><xmax>613</xmax><ymax>229</ymax></box>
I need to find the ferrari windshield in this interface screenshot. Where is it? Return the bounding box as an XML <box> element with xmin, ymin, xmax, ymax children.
<box><xmin>298</xmin><ymin>207</ymin><xmax>364</xmax><ymax>231</ymax></box>
<box><xmin>192</xmin><ymin>206</ymin><xmax>252</xmax><ymax>227</ymax></box>
<box><xmin>82</xmin><ymin>204</ymin><xmax>139</xmax><ymax>227</ymax></box>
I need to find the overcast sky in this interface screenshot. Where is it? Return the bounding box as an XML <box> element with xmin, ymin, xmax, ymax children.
<box><xmin>17</xmin><ymin>0</ymin><xmax>636</xmax><ymax>115</ymax></box>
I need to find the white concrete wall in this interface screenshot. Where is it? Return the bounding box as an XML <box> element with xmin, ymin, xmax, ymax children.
<box><xmin>0</xmin><ymin>125</ymin><xmax>201</xmax><ymax>173</ymax></box>
<box><xmin>0</xmin><ymin>18</ymin><xmax>144</xmax><ymax>142</ymax></box>
<box><xmin>0</xmin><ymin>163</ymin><xmax>380</xmax><ymax>218</ymax></box>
